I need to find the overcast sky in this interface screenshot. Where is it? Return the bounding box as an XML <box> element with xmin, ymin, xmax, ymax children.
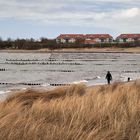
<box><xmin>0</xmin><ymin>0</ymin><xmax>140</xmax><ymax>39</ymax></box>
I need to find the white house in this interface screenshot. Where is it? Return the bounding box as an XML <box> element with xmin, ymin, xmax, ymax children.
<box><xmin>85</xmin><ymin>34</ymin><xmax>113</xmax><ymax>44</ymax></box>
<box><xmin>56</xmin><ymin>34</ymin><xmax>84</xmax><ymax>44</ymax></box>
<box><xmin>56</xmin><ymin>34</ymin><xmax>113</xmax><ymax>44</ymax></box>
<box><xmin>116</xmin><ymin>34</ymin><xmax>140</xmax><ymax>43</ymax></box>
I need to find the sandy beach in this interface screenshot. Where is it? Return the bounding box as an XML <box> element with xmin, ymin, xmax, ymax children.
<box><xmin>0</xmin><ymin>47</ymin><xmax>140</xmax><ymax>53</ymax></box>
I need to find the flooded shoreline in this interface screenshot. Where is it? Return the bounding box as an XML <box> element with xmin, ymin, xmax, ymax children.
<box><xmin>0</xmin><ymin>52</ymin><xmax>140</xmax><ymax>95</ymax></box>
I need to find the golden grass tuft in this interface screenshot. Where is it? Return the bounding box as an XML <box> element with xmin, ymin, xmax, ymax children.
<box><xmin>0</xmin><ymin>82</ymin><xmax>139</xmax><ymax>140</ymax></box>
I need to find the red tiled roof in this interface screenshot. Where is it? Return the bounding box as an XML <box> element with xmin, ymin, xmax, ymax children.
<box><xmin>57</xmin><ymin>34</ymin><xmax>112</xmax><ymax>39</ymax></box>
<box><xmin>85</xmin><ymin>34</ymin><xmax>112</xmax><ymax>38</ymax></box>
<box><xmin>117</xmin><ymin>34</ymin><xmax>140</xmax><ymax>39</ymax></box>
<box><xmin>57</xmin><ymin>34</ymin><xmax>84</xmax><ymax>39</ymax></box>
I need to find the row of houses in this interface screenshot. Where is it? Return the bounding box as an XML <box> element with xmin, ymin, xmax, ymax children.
<box><xmin>56</xmin><ymin>34</ymin><xmax>140</xmax><ymax>44</ymax></box>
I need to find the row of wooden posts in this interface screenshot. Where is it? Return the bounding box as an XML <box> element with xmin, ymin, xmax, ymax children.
<box><xmin>5</xmin><ymin>62</ymin><xmax>82</xmax><ymax>65</ymax></box>
<box><xmin>6</xmin><ymin>59</ymin><xmax>74</xmax><ymax>62</ymax></box>
<box><xmin>0</xmin><ymin>82</ymin><xmax>70</xmax><ymax>86</ymax></box>
<box><xmin>0</xmin><ymin>69</ymin><xmax>75</xmax><ymax>72</ymax></box>
<box><xmin>6</xmin><ymin>59</ymin><xmax>97</xmax><ymax>62</ymax></box>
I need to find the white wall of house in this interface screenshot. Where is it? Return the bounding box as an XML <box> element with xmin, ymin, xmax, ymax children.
<box><xmin>117</xmin><ymin>38</ymin><xmax>140</xmax><ymax>43</ymax></box>
<box><xmin>94</xmin><ymin>38</ymin><xmax>101</xmax><ymax>42</ymax></box>
<box><xmin>106</xmin><ymin>38</ymin><xmax>113</xmax><ymax>42</ymax></box>
<box><xmin>61</xmin><ymin>39</ymin><xmax>67</xmax><ymax>43</ymax></box>
<box><xmin>127</xmin><ymin>38</ymin><xmax>134</xmax><ymax>42</ymax></box>
<box><xmin>85</xmin><ymin>38</ymin><xmax>101</xmax><ymax>43</ymax></box>
<box><xmin>56</xmin><ymin>38</ymin><xmax>67</xmax><ymax>43</ymax></box>
<box><xmin>56</xmin><ymin>38</ymin><xmax>76</xmax><ymax>43</ymax></box>
<box><xmin>96</xmin><ymin>38</ymin><xmax>113</xmax><ymax>43</ymax></box>
<box><xmin>104</xmin><ymin>38</ymin><xmax>113</xmax><ymax>43</ymax></box>
<box><xmin>56</xmin><ymin>37</ymin><xmax>113</xmax><ymax>44</ymax></box>
<box><xmin>117</xmin><ymin>38</ymin><xmax>124</xmax><ymax>43</ymax></box>
<box><xmin>56</xmin><ymin>39</ymin><xmax>60</xmax><ymax>43</ymax></box>
<box><xmin>68</xmin><ymin>38</ymin><xmax>76</xmax><ymax>43</ymax></box>
<box><xmin>85</xmin><ymin>38</ymin><xmax>91</xmax><ymax>41</ymax></box>
<box><xmin>95</xmin><ymin>38</ymin><xmax>112</xmax><ymax>43</ymax></box>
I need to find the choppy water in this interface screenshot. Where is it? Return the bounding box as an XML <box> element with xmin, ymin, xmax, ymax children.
<box><xmin>0</xmin><ymin>52</ymin><xmax>140</xmax><ymax>94</ymax></box>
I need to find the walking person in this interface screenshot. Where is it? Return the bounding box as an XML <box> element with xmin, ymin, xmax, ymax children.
<box><xmin>106</xmin><ymin>71</ymin><xmax>112</xmax><ymax>84</ymax></box>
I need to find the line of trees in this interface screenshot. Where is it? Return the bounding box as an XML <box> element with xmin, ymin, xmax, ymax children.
<box><xmin>0</xmin><ymin>37</ymin><xmax>140</xmax><ymax>50</ymax></box>
<box><xmin>0</xmin><ymin>37</ymin><xmax>58</xmax><ymax>50</ymax></box>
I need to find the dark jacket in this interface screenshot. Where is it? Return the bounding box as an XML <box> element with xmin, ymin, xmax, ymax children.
<box><xmin>106</xmin><ymin>72</ymin><xmax>112</xmax><ymax>81</ymax></box>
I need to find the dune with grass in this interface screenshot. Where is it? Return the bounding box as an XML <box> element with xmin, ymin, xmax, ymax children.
<box><xmin>0</xmin><ymin>81</ymin><xmax>140</xmax><ymax>140</ymax></box>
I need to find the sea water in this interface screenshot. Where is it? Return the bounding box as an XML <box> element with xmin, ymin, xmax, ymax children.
<box><xmin>0</xmin><ymin>52</ymin><xmax>140</xmax><ymax>95</ymax></box>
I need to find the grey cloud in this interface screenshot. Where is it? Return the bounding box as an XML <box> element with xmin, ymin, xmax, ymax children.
<box><xmin>0</xmin><ymin>0</ymin><xmax>140</xmax><ymax>33</ymax></box>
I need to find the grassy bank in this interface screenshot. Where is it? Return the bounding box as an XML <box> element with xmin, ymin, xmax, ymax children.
<box><xmin>0</xmin><ymin>81</ymin><xmax>140</xmax><ymax>140</ymax></box>
<box><xmin>1</xmin><ymin>47</ymin><xmax>140</xmax><ymax>53</ymax></box>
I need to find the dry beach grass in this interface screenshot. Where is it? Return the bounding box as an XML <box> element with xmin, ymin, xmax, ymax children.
<box><xmin>0</xmin><ymin>81</ymin><xmax>139</xmax><ymax>140</ymax></box>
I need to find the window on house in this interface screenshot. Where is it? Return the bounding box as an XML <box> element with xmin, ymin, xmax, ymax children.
<box><xmin>109</xmin><ymin>38</ymin><xmax>112</xmax><ymax>42</ymax></box>
<box><xmin>65</xmin><ymin>39</ymin><xmax>69</xmax><ymax>43</ymax></box>
<box><xmin>101</xmin><ymin>38</ymin><xmax>105</xmax><ymax>43</ymax></box>
<box><xmin>123</xmin><ymin>38</ymin><xmax>127</xmax><ymax>42</ymax></box>
<box><xmin>134</xmin><ymin>38</ymin><xmax>138</xmax><ymax>42</ymax></box>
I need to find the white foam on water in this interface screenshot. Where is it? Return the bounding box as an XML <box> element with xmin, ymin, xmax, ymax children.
<box><xmin>120</xmin><ymin>75</ymin><xmax>130</xmax><ymax>82</ymax></box>
<box><xmin>91</xmin><ymin>82</ymin><xmax>105</xmax><ymax>86</ymax></box>
<box><xmin>21</xmin><ymin>87</ymin><xmax>28</xmax><ymax>90</ymax></box>
<box><xmin>87</xmin><ymin>81</ymin><xmax>106</xmax><ymax>86</ymax></box>
<box><xmin>0</xmin><ymin>91</ymin><xmax>6</xmax><ymax>95</ymax></box>
<box><xmin>41</xmin><ymin>83</ymin><xmax>50</xmax><ymax>87</ymax></box>
<box><xmin>96</xmin><ymin>76</ymin><xmax>101</xmax><ymax>79</ymax></box>
<box><xmin>0</xmin><ymin>90</ymin><xmax>11</xmax><ymax>95</ymax></box>
<box><xmin>72</xmin><ymin>80</ymin><xmax>88</xmax><ymax>84</ymax></box>
<box><xmin>85</xmin><ymin>76</ymin><xmax>101</xmax><ymax>81</ymax></box>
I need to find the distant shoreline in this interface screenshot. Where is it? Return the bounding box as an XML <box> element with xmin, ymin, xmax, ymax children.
<box><xmin>0</xmin><ymin>47</ymin><xmax>140</xmax><ymax>53</ymax></box>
